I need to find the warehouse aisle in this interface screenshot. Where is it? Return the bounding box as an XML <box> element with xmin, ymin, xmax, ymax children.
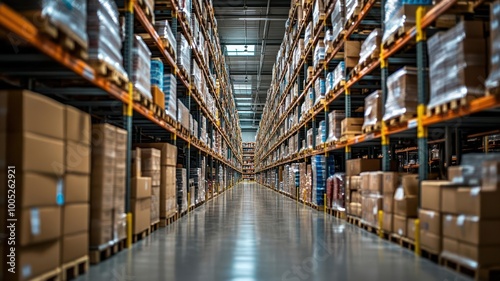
<box><xmin>77</xmin><ymin>183</ymin><xmax>471</xmax><ymax>281</ymax></box>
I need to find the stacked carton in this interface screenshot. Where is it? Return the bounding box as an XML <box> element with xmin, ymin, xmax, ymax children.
<box><xmin>346</xmin><ymin>175</ymin><xmax>361</xmax><ymax>217</ymax></box>
<box><xmin>393</xmin><ymin>175</ymin><xmax>419</xmax><ymax>239</ymax></box>
<box><xmin>381</xmin><ymin>172</ymin><xmax>399</xmax><ymax>233</ymax></box>
<box><xmin>419</xmin><ymin>180</ymin><xmax>450</xmax><ymax>254</ymax></box>
<box><xmin>346</xmin><ymin>159</ymin><xmax>381</xmax><ymax>218</ymax></box>
<box><xmin>360</xmin><ymin>172</ymin><xmax>383</xmax><ymax>227</ymax></box>
<box><xmin>141</xmin><ymin>148</ymin><xmax>161</xmax><ymax>226</ymax></box>
<box><xmin>113</xmin><ymin>128</ymin><xmax>127</xmax><ymax>241</ymax></box>
<box><xmin>63</xmin><ymin>106</ymin><xmax>91</xmax><ymax>266</ymax></box>
<box><xmin>177</xmin><ymin>168</ymin><xmax>188</xmax><ymax>213</ymax></box>
<box><xmin>1</xmin><ymin>90</ymin><xmax>65</xmax><ymax>280</ymax></box>
<box><xmin>130</xmin><ymin>176</ymin><xmax>151</xmax><ymax>235</ymax></box>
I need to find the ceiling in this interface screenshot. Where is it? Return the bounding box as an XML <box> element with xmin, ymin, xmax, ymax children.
<box><xmin>213</xmin><ymin>0</ymin><xmax>290</xmax><ymax>133</ymax></box>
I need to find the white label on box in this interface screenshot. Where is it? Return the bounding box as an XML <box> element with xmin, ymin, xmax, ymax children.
<box><xmin>457</xmin><ymin>215</ymin><xmax>465</xmax><ymax>226</ymax></box>
<box><xmin>471</xmin><ymin>187</ymin><xmax>481</xmax><ymax>196</ymax></box>
<box><xmin>30</xmin><ymin>208</ymin><xmax>40</xmax><ymax>235</ymax></box>
<box><xmin>408</xmin><ymin>119</ymin><xmax>417</xmax><ymax>129</ymax></box>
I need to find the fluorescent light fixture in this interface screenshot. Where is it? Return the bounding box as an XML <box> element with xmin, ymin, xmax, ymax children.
<box><xmin>236</xmin><ymin>97</ymin><xmax>252</xmax><ymax>100</ymax></box>
<box><xmin>226</xmin><ymin>45</ymin><xmax>255</xmax><ymax>56</ymax></box>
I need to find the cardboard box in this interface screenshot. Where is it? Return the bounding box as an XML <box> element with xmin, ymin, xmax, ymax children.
<box><xmin>132</xmin><ymin>177</ymin><xmax>152</xmax><ymax>199</ymax></box>
<box><xmin>421</xmin><ymin>180</ymin><xmax>450</xmax><ymax>211</ymax></box>
<box><xmin>441</xmin><ymin>186</ymin><xmax>461</xmax><ymax>214</ymax></box>
<box><xmin>143</xmin><ymin>170</ymin><xmax>160</xmax><ymax>186</ymax></box>
<box><xmin>442</xmin><ymin>237</ymin><xmax>459</xmax><ymax>255</ymax></box>
<box><xmin>61</xmin><ymin>232</ymin><xmax>88</xmax><ymax>263</ymax></box>
<box><xmin>443</xmin><ymin>214</ymin><xmax>459</xmax><ymax>240</ymax></box>
<box><xmin>17</xmin><ymin>241</ymin><xmax>60</xmax><ymax>281</ymax></box>
<box><xmin>114</xmin><ymin>212</ymin><xmax>127</xmax><ymax>241</ymax></box>
<box><xmin>64</xmin><ymin>173</ymin><xmax>89</xmax><ymax>203</ymax></box>
<box><xmin>90</xmin><ymin>183</ymin><xmax>114</xmax><ymax>211</ymax></box>
<box><xmin>482</xmin><ymin>161</ymin><xmax>500</xmax><ymax>191</ymax></box>
<box><xmin>90</xmin><ymin>208</ymin><xmax>113</xmax><ymax>222</ymax></box>
<box><xmin>66</xmin><ymin>141</ymin><xmax>90</xmax><ymax>174</ymax></box>
<box><xmin>369</xmin><ymin>172</ymin><xmax>383</xmax><ymax>193</ymax></box>
<box><xmin>8</xmin><ymin>132</ymin><xmax>65</xmax><ymax>176</ymax></box>
<box><xmin>421</xmin><ymin>231</ymin><xmax>441</xmax><ymax>253</ymax></box>
<box><xmin>90</xmin><ymin>220</ymin><xmax>112</xmax><ymax>246</ymax></box>
<box><xmin>347</xmin><ymin>175</ymin><xmax>361</xmax><ymax>190</ymax></box>
<box><xmin>407</xmin><ymin>218</ymin><xmax>417</xmax><ymax>240</ymax></box>
<box><xmin>65</xmin><ymin>105</ymin><xmax>91</xmax><ymax>145</ymax></box>
<box><xmin>141</xmin><ymin>148</ymin><xmax>161</xmax><ymax>171</ymax></box>
<box><xmin>402</xmin><ymin>175</ymin><xmax>419</xmax><ymax>196</ymax></box>
<box><xmin>115</xmin><ymin>127</ymin><xmax>127</xmax><ymax>148</ymax></box>
<box><xmin>394</xmin><ymin>196</ymin><xmax>418</xmax><ymax>217</ymax></box>
<box><xmin>457</xmin><ymin>187</ymin><xmax>500</xmax><ymax>218</ymax></box>
<box><xmin>457</xmin><ymin>216</ymin><xmax>500</xmax><ymax>245</ymax></box>
<box><xmin>136</xmin><ymin>143</ymin><xmax>177</xmax><ymax>166</ymax></box>
<box><xmin>18</xmin><ymin>173</ymin><xmax>61</xmax><ymax>208</ymax></box>
<box><xmin>382</xmin><ymin>212</ymin><xmax>393</xmax><ymax>233</ymax></box>
<box><xmin>152</xmin><ymin>86</ymin><xmax>166</xmax><ymax>110</ymax></box>
<box><xmin>114</xmin><ymin>166</ymin><xmax>127</xmax><ymax>190</ymax></box>
<box><xmin>383</xmin><ymin>193</ymin><xmax>394</xmax><ymax>213</ymax></box>
<box><xmin>91</xmin><ymin>163</ymin><xmax>115</xmax><ymax>189</ymax></box>
<box><xmin>91</xmin><ymin>124</ymin><xmax>116</xmax><ymax>157</ymax></box>
<box><xmin>131</xmin><ymin>198</ymin><xmax>151</xmax><ymax>234</ymax></box>
<box><xmin>63</xmin><ymin>204</ymin><xmax>89</xmax><ymax>235</ymax></box>
<box><xmin>341</xmin><ymin>118</ymin><xmax>363</xmax><ymax>135</ymax></box>
<box><xmin>132</xmin><ymin>148</ymin><xmax>141</xmax><ymax>177</ymax></box>
<box><xmin>344</xmin><ymin>41</ymin><xmax>361</xmax><ymax>68</ymax></box>
<box><xmin>393</xmin><ymin>215</ymin><xmax>407</xmax><ymax>236</ymax></box>
<box><xmin>360</xmin><ymin>172</ymin><xmax>371</xmax><ymax>191</ymax></box>
<box><xmin>20</xmin><ymin>206</ymin><xmax>61</xmax><ymax>246</ymax></box>
<box><xmin>448</xmin><ymin>166</ymin><xmax>464</xmax><ymax>183</ymax></box>
<box><xmin>458</xmin><ymin>242</ymin><xmax>500</xmax><ymax>266</ymax></box>
<box><xmin>419</xmin><ymin>209</ymin><xmax>441</xmax><ymax>235</ymax></box>
<box><xmin>0</xmin><ymin>89</ymin><xmax>64</xmax><ymax>139</ymax></box>
<box><xmin>346</xmin><ymin>159</ymin><xmax>381</xmax><ymax>176</ymax></box>
<box><xmin>383</xmin><ymin>172</ymin><xmax>399</xmax><ymax>194</ymax></box>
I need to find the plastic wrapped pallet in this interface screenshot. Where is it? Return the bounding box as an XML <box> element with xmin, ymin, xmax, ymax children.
<box><xmin>314</xmin><ymin>41</ymin><xmax>326</xmax><ymax>69</ymax></box>
<box><xmin>164</xmin><ymin>74</ymin><xmax>177</xmax><ymax>119</ymax></box>
<box><xmin>327</xmin><ymin>176</ymin><xmax>335</xmax><ymax>208</ymax></box>
<box><xmin>314</xmin><ymin>78</ymin><xmax>326</xmax><ymax>105</ymax></box>
<box><xmin>177</xmin><ymin>33</ymin><xmax>192</xmax><ymax>76</ymax></box>
<box><xmin>487</xmin><ymin>1</ymin><xmax>500</xmax><ymax>90</ymax></box>
<box><xmin>312</xmin><ymin>155</ymin><xmax>327</xmax><ymax>206</ymax></box>
<box><xmin>333</xmin><ymin>173</ymin><xmax>346</xmax><ymax>211</ymax></box>
<box><xmin>383</xmin><ymin>67</ymin><xmax>418</xmax><ymax>122</ymax></box>
<box><xmin>305</xmin><ymin>22</ymin><xmax>313</xmax><ymax>48</ymax></box>
<box><xmin>345</xmin><ymin>0</ymin><xmax>360</xmax><ymax>23</ymax></box>
<box><xmin>87</xmin><ymin>0</ymin><xmax>127</xmax><ymax>79</ymax></box>
<box><xmin>176</xmin><ymin>168</ymin><xmax>188</xmax><ymax>213</ymax></box>
<box><xmin>177</xmin><ymin>100</ymin><xmax>190</xmax><ymax>130</ymax></box>
<box><xmin>361</xmin><ymin>192</ymin><xmax>383</xmax><ymax>227</ymax></box>
<box><xmin>179</xmin><ymin>0</ymin><xmax>192</xmax><ymax>27</ymax></box>
<box><xmin>151</xmin><ymin>58</ymin><xmax>164</xmax><ymax>90</ymax></box>
<box><xmin>133</xmin><ymin>36</ymin><xmax>152</xmax><ymax>99</ymax></box>
<box><xmin>362</xmin><ymin>90</ymin><xmax>383</xmax><ymax>131</ymax></box>
<box><xmin>327</xmin><ymin>110</ymin><xmax>345</xmax><ymax>142</ymax></box>
<box><xmin>428</xmin><ymin>21</ymin><xmax>487</xmax><ymax>110</ymax></box>
<box><xmin>331</xmin><ymin>0</ymin><xmax>346</xmax><ymax>42</ymax></box>
<box><xmin>382</xmin><ymin>4</ymin><xmax>419</xmax><ymax>45</ymax></box>
<box><xmin>359</xmin><ymin>28</ymin><xmax>382</xmax><ymax>65</ymax></box>
<box><xmin>313</xmin><ymin>0</ymin><xmax>325</xmax><ymax>28</ymax></box>
<box><xmin>155</xmin><ymin>20</ymin><xmax>177</xmax><ymax>58</ymax></box>
<box><xmin>333</xmin><ymin>62</ymin><xmax>346</xmax><ymax>89</ymax></box>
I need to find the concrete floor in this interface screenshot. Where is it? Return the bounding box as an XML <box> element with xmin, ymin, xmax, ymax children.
<box><xmin>77</xmin><ymin>182</ymin><xmax>472</xmax><ymax>281</ymax></box>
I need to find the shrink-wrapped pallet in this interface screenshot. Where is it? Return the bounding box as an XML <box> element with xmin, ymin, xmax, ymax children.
<box><xmin>331</xmin><ymin>0</ymin><xmax>346</xmax><ymax>42</ymax></box>
<box><xmin>359</xmin><ymin>28</ymin><xmax>382</xmax><ymax>65</ymax></box>
<box><xmin>362</xmin><ymin>90</ymin><xmax>383</xmax><ymax>130</ymax></box>
<box><xmin>383</xmin><ymin>67</ymin><xmax>418</xmax><ymax>122</ymax></box>
<box><xmin>155</xmin><ymin>20</ymin><xmax>177</xmax><ymax>58</ymax></box>
<box><xmin>132</xmin><ymin>36</ymin><xmax>152</xmax><ymax>99</ymax></box>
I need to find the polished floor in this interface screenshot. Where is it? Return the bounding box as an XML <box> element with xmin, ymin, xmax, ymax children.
<box><xmin>77</xmin><ymin>183</ymin><xmax>472</xmax><ymax>281</ymax></box>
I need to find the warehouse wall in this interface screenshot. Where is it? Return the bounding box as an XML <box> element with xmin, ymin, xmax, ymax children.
<box><xmin>242</xmin><ymin>131</ymin><xmax>256</xmax><ymax>142</ymax></box>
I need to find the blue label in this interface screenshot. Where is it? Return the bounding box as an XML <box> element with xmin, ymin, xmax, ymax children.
<box><xmin>56</xmin><ymin>179</ymin><xmax>64</xmax><ymax>206</ymax></box>
<box><xmin>30</xmin><ymin>208</ymin><xmax>40</xmax><ymax>235</ymax></box>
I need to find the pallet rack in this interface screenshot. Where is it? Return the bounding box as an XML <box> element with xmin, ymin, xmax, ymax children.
<box><xmin>242</xmin><ymin>142</ymin><xmax>256</xmax><ymax>181</ymax></box>
<box><xmin>0</xmin><ymin>0</ymin><xmax>243</xmax><ymax>248</ymax></box>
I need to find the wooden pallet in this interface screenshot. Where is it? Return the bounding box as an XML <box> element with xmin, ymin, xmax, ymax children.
<box><xmin>362</xmin><ymin>122</ymin><xmax>381</xmax><ymax>134</ymax></box>
<box><xmin>133</xmin><ymin>228</ymin><xmax>150</xmax><ymax>243</ymax></box>
<box><xmin>133</xmin><ymin>92</ymin><xmax>155</xmax><ymax>111</ymax></box>
<box><xmin>360</xmin><ymin>221</ymin><xmax>378</xmax><ymax>234</ymax></box>
<box><xmin>61</xmin><ymin>256</ymin><xmax>89</xmax><ymax>281</ymax></box>
<box><xmin>339</xmin><ymin>133</ymin><xmax>360</xmax><ymax>143</ymax></box>
<box><xmin>344</xmin><ymin>0</ymin><xmax>369</xmax><ymax>31</ymax></box>
<box><xmin>150</xmin><ymin>220</ymin><xmax>160</xmax><ymax>233</ymax></box>
<box><xmin>330</xmin><ymin>208</ymin><xmax>347</xmax><ymax>219</ymax></box>
<box><xmin>390</xmin><ymin>234</ymin><xmax>415</xmax><ymax>251</ymax></box>
<box><xmin>440</xmin><ymin>252</ymin><xmax>500</xmax><ymax>281</ymax></box>
<box><xmin>31</xmin><ymin>267</ymin><xmax>61</xmax><ymax>281</ymax></box>
<box><xmin>89</xmin><ymin>60</ymin><xmax>129</xmax><ymax>90</ymax></box>
<box><xmin>137</xmin><ymin>0</ymin><xmax>155</xmax><ymax>24</ymax></box>
<box><xmin>352</xmin><ymin>53</ymin><xmax>379</xmax><ymax>77</ymax></box>
<box><xmin>382</xmin><ymin>24</ymin><xmax>413</xmax><ymax>49</ymax></box>
<box><xmin>486</xmin><ymin>86</ymin><xmax>500</xmax><ymax>96</ymax></box>
<box><xmin>22</xmin><ymin>11</ymin><xmax>88</xmax><ymax>60</ymax></box>
<box><xmin>347</xmin><ymin>215</ymin><xmax>361</xmax><ymax>226</ymax></box>
<box><xmin>426</xmin><ymin>95</ymin><xmax>477</xmax><ymax>116</ymax></box>
<box><xmin>385</xmin><ymin>113</ymin><xmax>416</xmax><ymax>127</ymax></box>
<box><xmin>89</xmin><ymin>239</ymin><xmax>127</xmax><ymax>264</ymax></box>
<box><xmin>313</xmin><ymin>13</ymin><xmax>326</xmax><ymax>34</ymax></box>
<box><xmin>421</xmin><ymin>248</ymin><xmax>440</xmax><ymax>264</ymax></box>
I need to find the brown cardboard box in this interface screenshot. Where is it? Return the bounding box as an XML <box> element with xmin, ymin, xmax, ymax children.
<box><xmin>457</xmin><ymin>216</ymin><xmax>500</xmax><ymax>245</ymax></box>
<box><xmin>63</xmin><ymin>204</ymin><xmax>89</xmax><ymax>235</ymax></box>
<box><xmin>448</xmin><ymin>166</ymin><xmax>464</xmax><ymax>183</ymax></box>
<box><xmin>18</xmin><ymin>173</ymin><xmax>61</xmax><ymax>207</ymax></box>
<box><xmin>419</xmin><ymin>209</ymin><xmax>441</xmax><ymax>235</ymax></box>
<box><xmin>402</xmin><ymin>175</ymin><xmax>419</xmax><ymax>196</ymax></box>
<box><xmin>382</xmin><ymin>212</ymin><xmax>393</xmax><ymax>233</ymax></box>
<box><xmin>65</xmin><ymin>173</ymin><xmax>89</xmax><ymax>203</ymax></box>
<box><xmin>152</xmin><ymin>86</ymin><xmax>166</xmax><ymax>110</ymax></box>
<box><xmin>346</xmin><ymin>159</ymin><xmax>381</xmax><ymax>176</ymax></box>
<box><xmin>115</xmin><ymin>127</ymin><xmax>127</xmax><ymax>148</ymax></box>
<box><xmin>458</xmin><ymin>242</ymin><xmax>500</xmax><ymax>266</ymax></box>
<box><xmin>441</xmin><ymin>186</ymin><xmax>461</xmax><ymax>214</ymax></box>
<box><xmin>131</xmin><ymin>198</ymin><xmax>151</xmax><ymax>234</ymax></box>
<box><xmin>20</xmin><ymin>206</ymin><xmax>61</xmax><ymax>246</ymax></box>
<box><xmin>482</xmin><ymin>161</ymin><xmax>500</xmax><ymax>191</ymax></box>
<box><xmin>0</xmin><ymin>89</ymin><xmax>64</xmax><ymax>139</ymax></box>
<box><xmin>161</xmin><ymin>166</ymin><xmax>177</xmax><ymax>198</ymax></box>
<box><xmin>114</xmin><ymin>167</ymin><xmax>127</xmax><ymax>190</ymax></box>
<box><xmin>143</xmin><ymin>170</ymin><xmax>161</xmax><ymax>186</ymax></box>
<box><xmin>344</xmin><ymin>41</ymin><xmax>361</xmax><ymax>68</ymax></box>
<box><xmin>65</xmin><ymin>105</ymin><xmax>91</xmax><ymax>145</ymax></box>
<box><xmin>61</xmin><ymin>232</ymin><xmax>88</xmax><ymax>263</ymax></box>
<box><xmin>8</xmin><ymin>132</ymin><xmax>64</xmax><ymax>176</ymax></box>
<box><xmin>132</xmin><ymin>148</ymin><xmax>141</xmax><ymax>177</ymax></box>
<box><xmin>443</xmin><ymin>214</ymin><xmax>459</xmax><ymax>240</ymax></box>
<box><xmin>394</xmin><ymin>196</ymin><xmax>418</xmax><ymax>217</ymax></box>
<box><xmin>141</xmin><ymin>148</ymin><xmax>161</xmax><ymax>171</ymax></box>
<box><xmin>90</xmin><ymin>184</ymin><xmax>114</xmax><ymax>211</ymax></box>
<box><xmin>17</xmin><ymin>241</ymin><xmax>60</xmax><ymax>281</ymax></box>
<box><xmin>347</xmin><ymin>175</ymin><xmax>361</xmax><ymax>190</ymax></box>
<box><xmin>393</xmin><ymin>215</ymin><xmax>407</xmax><ymax>236</ymax></box>
<box><xmin>407</xmin><ymin>218</ymin><xmax>417</xmax><ymax>240</ymax></box>
<box><xmin>91</xmin><ymin>124</ymin><xmax>116</xmax><ymax>154</ymax></box>
<box><xmin>421</xmin><ymin>231</ymin><xmax>441</xmax><ymax>252</ymax></box>
<box><xmin>132</xmin><ymin>177</ymin><xmax>152</xmax><ymax>199</ymax></box>
<box><xmin>136</xmin><ymin>143</ymin><xmax>177</xmax><ymax>166</ymax></box>
<box><xmin>341</xmin><ymin>118</ymin><xmax>363</xmax><ymax>135</ymax></box>
<box><xmin>90</xmin><ymin>220</ymin><xmax>112</xmax><ymax>246</ymax></box>
<box><xmin>383</xmin><ymin>193</ymin><xmax>394</xmax><ymax>213</ymax></box>
<box><xmin>66</xmin><ymin>141</ymin><xmax>90</xmax><ymax>174</ymax></box>
<box><xmin>90</xmin><ymin>208</ymin><xmax>113</xmax><ymax>222</ymax></box>
<box><xmin>369</xmin><ymin>172</ymin><xmax>383</xmax><ymax>193</ymax></box>
<box><xmin>457</xmin><ymin>187</ymin><xmax>500</xmax><ymax>218</ymax></box>
<box><xmin>383</xmin><ymin>172</ymin><xmax>399</xmax><ymax>194</ymax></box>
<box><xmin>442</xmin><ymin>237</ymin><xmax>459</xmax><ymax>255</ymax></box>
<box><xmin>91</xmin><ymin>164</ymin><xmax>115</xmax><ymax>189</ymax></box>
<box><xmin>421</xmin><ymin>180</ymin><xmax>450</xmax><ymax>211</ymax></box>
<box><xmin>360</xmin><ymin>172</ymin><xmax>371</xmax><ymax>190</ymax></box>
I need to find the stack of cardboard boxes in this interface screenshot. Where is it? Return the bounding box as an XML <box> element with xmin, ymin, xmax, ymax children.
<box><xmin>346</xmin><ymin>159</ymin><xmax>381</xmax><ymax>218</ymax></box>
<box><xmin>177</xmin><ymin>168</ymin><xmax>188</xmax><ymax>213</ymax></box>
<box><xmin>360</xmin><ymin>172</ymin><xmax>383</xmax><ymax>227</ymax></box>
<box><xmin>393</xmin><ymin>175</ymin><xmax>419</xmax><ymax>239</ymax></box>
<box><xmin>113</xmin><ymin>128</ymin><xmax>127</xmax><ymax>241</ymax></box>
<box><xmin>141</xmin><ymin>148</ymin><xmax>161</xmax><ymax>227</ymax></box>
<box><xmin>346</xmin><ymin>175</ymin><xmax>361</xmax><ymax>217</ymax></box>
<box><xmin>131</xmin><ymin>175</ymin><xmax>151</xmax><ymax>236</ymax></box>
<box><xmin>382</xmin><ymin>172</ymin><xmax>399</xmax><ymax>233</ymax></box>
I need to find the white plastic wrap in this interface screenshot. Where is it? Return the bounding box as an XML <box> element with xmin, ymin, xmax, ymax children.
<box><xmin>331</xmin><ymin>0</ymin><xmax>346</xmax><ymax>42</ymax></box>
<box><xmin>428</xmin><ymin>21</ymin><xmax>487</xmax><ymax>109</ymax></box>
<box><xmin>177</xmin><ymin>33</ymin><xmax>192</xmax><ymax>76</ymax></box>
<box><xmin>328</xmin><ymin>110</ymin><xmax>345</xmax><ymax>142</ymax></box>
<box><xmin>362</xmin><ymin>90</ymin><xmax>383</xmax><ymax>129</ymax></box>
<box><xmin>155</xmin><ymin>20</ymin><xmax>177</xmax><ymax>58</ymax></box>
<box><xmin>305</xmin><ymin>22</ymin><xmax>313</xmax><ymax>47</ymax></box>
<box><xmin>133</xmin><ymin>36</ymin><xmax>152</xmax><ymax>99</ymax></box>
<box><xmin>382</xmin><ymin>4</ymin><xmax>417</xmax><ymax>44</ymax></box>
<box><xmin>88</xmin><ymin>0</ymin><xmax>127</xmax><ymax>79</ymax></box>
<box><xmin>359</xmin><ymin>28</ymin><xmax>382</xmax><ymax>65</ymax></box>
<box><xmin>314</xmin><ymin>41</ymin><xmax>326</xmax><ymax>68</ymax></box>
<box><xmin>313</xmin><ymin>0</ymin><xmax>325</xmax><ymax>28</ymax></box>
<box><xmin>177</xmin><ymin>100</ymin><xmax>190</xmax><ymax>130</ymax></box>
<box><xmin>487</xmin><ymin>1</ymin><xmax>500</xmax><ymax>89</ymax></box>
<box><xmin>333</xmin><ymin>62</ymin><xmax>346</xmax><ymax>89</ymax></box>
<box><xmin>307</xmin><ymin>128</ymin><xmax>314</xmax><ymax>148</ymax></box>
<box><xmin>164</xmin><ymin>74</ymin><xmax>177</xmax><ymax>119</ymax></box>
<box><xmin>383</xmin><ymin>67</ymin><xmax>418</xmax><ymax>121</ymax></box>
<box><xmin>179</xmin><ymin>0</ymin><xmax>192</xmax><ymax>26</ymax></box>
<box><xmin>314</xmin><ymin>78</ymin><xmax>326</xmax><ymax>105</ymax></box>
<box><xmin>345</xmin><ymin>0</ymin><xmax>360</xmax><ymax>23</ymax></box>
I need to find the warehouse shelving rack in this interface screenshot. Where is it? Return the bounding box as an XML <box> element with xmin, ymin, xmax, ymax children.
<box><xmin>0</xmin><ymin>0</ymin><xmax>243</xmax><ymax>247</ymax></box>
<box><xmin>242</xmin><ymin>142</ymin><xmax>256</xmax><ymax>181</ymax></box>
<box><xmin>255</xmin><ymin>0</ymin><xmax>500</xmax><ymax>197</ymax></box>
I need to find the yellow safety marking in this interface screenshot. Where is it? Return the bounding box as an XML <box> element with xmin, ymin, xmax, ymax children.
<box><xmin>380</xmin><ymin>57</ymin><xmax>388</xmax><ymax>69</ymax></box>
<box><xmin>416</xmin><ymin>7</ymin><xmax>427</xmax><ymax>42</ymax></box>
<box><xmin>381</xmin><ymin>121</ymin><xmax>389</xmax><ymax>145</ymax></box>
<box><xmin>344</xmin><ymin>85</ymin><xmax>350</xmax><ymax>96</ymax></box>
<box><xmin>127</xmin><ymin>0</ymin><xmax>134</xmax><ymax>13</ymax></box>
<box><xmin>417</xmin><ymin>104</ymin><xmax>428</xmax><ymax>138</ymax></box>
<box><xmin>415</xmin><ymin>219</ymin><xmax>421</xmax><ymax>256</ymax></box>
<box><xmin>127</xmin><ymin>82</ymin><xmax>134</xmax><ymax>116</ymax></box>
<box><xmin>126</xmin><ymin>213</ymin><xmax>133</xmax><ymax>248</ymax></box>
<box><xmin>345</xmin><ymin>146</ymin><xmax>351</xmax><ymax>153</ymax></box>
<box><xmin>324</xmin><ymin>194</ymin><xmax>327</xmax><ymax>213</ymax></box>
<box><xmin>378</xmin><ymin>210</ymin><xmax>384</xmax><ymax>238</ymax></box>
